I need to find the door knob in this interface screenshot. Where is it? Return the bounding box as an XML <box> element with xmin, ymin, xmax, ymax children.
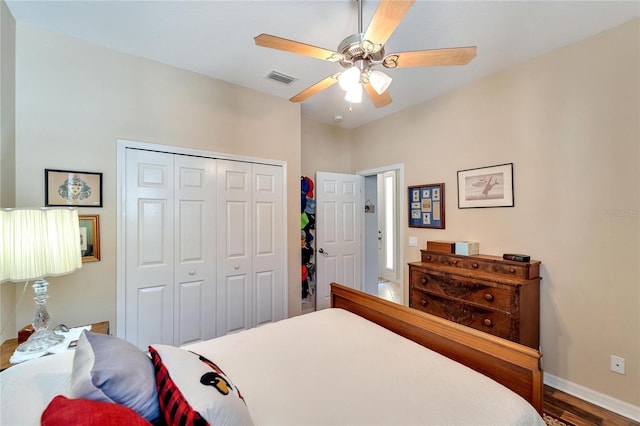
<box><xmin>188</xmin><ymin>270</ymin><xmax>196</xmax><ymax>276</ymax></box>
<box><xmin>234</xmin><ymin>265</ymin><xmax>240</xmax><ymax>270</ymax></box>
<box><xmin>318</xmin><ymin>248</ymin><xmax>329</xmax><ymax>256</ymax></box>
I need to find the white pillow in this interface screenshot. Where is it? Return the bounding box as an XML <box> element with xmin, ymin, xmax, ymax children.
<box><xmin>149</xmin><ymin>344</ymin><xmax>254</xmax><ymax>425</ymax></box>
<box><xmin>70</xmin><ymin>331</ymin><xmax>159</xmax><ymax>422</ymax></box>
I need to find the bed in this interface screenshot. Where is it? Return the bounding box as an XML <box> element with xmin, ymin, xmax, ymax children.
<box><xmin>0</xmin><ymin>283</ymin><xmax>544</xmax><ymax>425</ymax></box>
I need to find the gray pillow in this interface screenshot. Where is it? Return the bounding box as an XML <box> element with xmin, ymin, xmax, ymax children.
<box><xmin>70</xmin><ymin>330</ymin><xmax>159</xmax><ymax>422</ymax></box>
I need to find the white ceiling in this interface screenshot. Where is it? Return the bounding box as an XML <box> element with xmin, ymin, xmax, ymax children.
<box><xmin>6</xmin><ymin>1</ymin><xmax>639</xmax><ymax>129</ymax></box>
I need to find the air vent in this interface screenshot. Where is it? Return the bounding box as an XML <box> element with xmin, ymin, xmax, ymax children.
<box><xmin>265</xmin><ymin>70</ymin><xmax>297</xmax><ymax>86</ymax></box>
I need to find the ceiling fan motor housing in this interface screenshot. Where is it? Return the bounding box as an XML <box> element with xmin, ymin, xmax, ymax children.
<box><xmin>337</xmin><ymin>33</ymin><xmax>385</xmax><ymax>69</ymax></box>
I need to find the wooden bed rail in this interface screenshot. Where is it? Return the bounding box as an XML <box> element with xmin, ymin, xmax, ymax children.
<box><xmin>330</xmin><ymin>282</ymin><xmax>544</xmax><ymax>414</ymax></box>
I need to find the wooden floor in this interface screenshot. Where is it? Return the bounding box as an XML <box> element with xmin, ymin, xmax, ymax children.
<box><xmin>545</xmin><ymin>385</ymin><xmax>640</xmax><ymax>426</ymax></box>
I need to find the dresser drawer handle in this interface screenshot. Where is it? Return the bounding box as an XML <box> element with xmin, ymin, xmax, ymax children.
<box><xmin>483</xmin><ymin>318</ymin><xmax>493</xmax><ymax>327</ymax></box>
<box><xmin>472</xmin><ymin>263</ymin><xmax>479</xmax><ymax>269</ymax></box>
<box><xmin>484</xmin><ymin>293</ymin><xmax>494</xmax><ymax>302</ymax></box>
<box><xmin>421</xmin><ymin>277</ymin><xmax>427</xmax><ymax>285</ymax></box>
<box><xmin>421</xmin><ymin>299</ymin><xmax>428</xmax><ymax>307</ymax></box>
<box><xmin>426</xmin><ymin>255</ymin><xmax>432</xmax><ymax>261</ymax></box>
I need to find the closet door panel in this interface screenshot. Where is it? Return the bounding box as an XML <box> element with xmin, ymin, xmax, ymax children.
<box><xmin>125</xmin><ymin>149</ymin><xmax>175</xmax><ymax>349</ymax></box>
<box><xmin>221</xmin><ymin>275</ymin><xmax>250</xmax><ymax>334</ymax></box>
<box><xmin>137</xmin><ymin>286</ymin><xmax>165</xmax><ymax>347</ymax></box>
<box><xmin>177</xmin><ymin>201</ymin><xmax>205</xmax><ymax>262</ymax></box>
<box><xmin>252</xmin><ymin>164</ymin><xmax>285</xmax><ymax>325</ymax></box>
<box><xmin>255</xmin><ymin>271</ymin><xmax>275</xmax><ymax>326</ymax></box>
<box><xmin>174</xmin><ymin>156</ymin><xmax>216</xmax><ymax>345</ymax></box>
<box><xmin>217</xmin><ymin>160</ymin><xmax>252</xmax><ymax>336</ymax></box>
<box><xmin>177</xmin><ymin>281</ymin><xmax>204</xmax><ymax>344</ymax></box>
<box><xmin>226</xmin><ymin>201</ymin><xmax>249</xmax><ymax>257</ymax></box>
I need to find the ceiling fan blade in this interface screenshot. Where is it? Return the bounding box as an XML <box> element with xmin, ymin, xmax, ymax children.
<box><xmin>363</xmin><ymin>0</ymin><xmax>415</xmax><ymax>47</ymax></box>
<box><xmin>254</xmin><ymin>34</ymin><xmax>342</xmax><ymax>61</ymax></box>
<box><xmin>364</xmin><ymin>82</ymin><xmax>392</xmax><ymax>108</ymax></box>
<box><xmin>384</xmin><ymin>46</ymin><xmax>477</xmax><ymax>68</ymax></box>
<box><xmin>289</xmin><ymin>75</ymin><xmax>338</xmax><ymax>103</ymax></box>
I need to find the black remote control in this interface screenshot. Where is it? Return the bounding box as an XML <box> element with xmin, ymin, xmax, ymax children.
<box><xmin>502</xmin><ymin>253</ymin><xmax>531</xmax><ymax>262</ymax></box>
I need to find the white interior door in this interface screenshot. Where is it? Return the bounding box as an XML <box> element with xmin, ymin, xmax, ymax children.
<box><xmin>216</xmin><ymin>160</ymin><xmax>285</xmax><ymax>334</ymax></box>
<box><xmin>173</xmin><ymin>155</ymin><xmax>216</xmax><ymax>346</ymax></box>
<box><xmin>125</xmin><ymin>149</ymin><xmax>174</xmax><ymax>349</ymax></box>
<box><xmin>252</xmin><ymin>163</ymin><xmax>285</xmax><ymax>327</ymax></box>
<box><xmin>118</xmin><ymin>140</ymin><xmax>287</xmax><ymax>343</ymax></box>
<box><xmin>217</xmin><ymin>160</ymin><xmax>252</xmax><ymax>335</ymax></box>
<box><xmin>315</xmin><ymin>172</ymin><xmax>362</xmax><ymax>310</ymax></box>
<box><xmin>124</xmin><ymin>149</ymin><xmax>216</xmax><ymax>349</ymax></box>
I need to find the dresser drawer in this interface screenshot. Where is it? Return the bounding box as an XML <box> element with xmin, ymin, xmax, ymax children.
<box><xmin>420</xmin><ymin>252</ymin><xmax>539</xmax><ymax>279</ymax></box>
<box><xmin>410</xmin><ymin>270</ymin><xmax>513</xmax><ymax>313</ymax></box>
<box><xmin>410</xmin><ymin>290</ymin><xmax>515</xmax><ymax>341</ymax></box>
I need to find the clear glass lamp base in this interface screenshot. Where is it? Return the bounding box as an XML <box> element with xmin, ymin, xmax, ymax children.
<box><xmin>15</xmin><ymin>329</ymin><xmax>64</xmax><ymax>353</ymax></box>
<box><xmin>15</xmin><ymin>278</ymin><xmax>64</xmax><ymax>354</ymax></box>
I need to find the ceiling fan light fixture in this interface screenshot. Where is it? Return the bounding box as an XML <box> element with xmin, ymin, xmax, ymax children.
<box><xmin>344</xmin><ymin>83</ymin><xmax>363</xmax><ymax>103</ymax></box>
<box><xmin>368</xmin><ymin>69</ymin><xmax>392</xmax><ymax>94</ymax></box>
<box><xmin>338</xmin><ymin>66</ymin><xmax>361</xmax><ymax>91</ymax></box>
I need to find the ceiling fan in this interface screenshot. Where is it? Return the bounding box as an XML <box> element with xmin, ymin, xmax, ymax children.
<box><xmin>254</xmin><ymin>0</ymin><xmax>477</xmax><ymax>108</ymax></box>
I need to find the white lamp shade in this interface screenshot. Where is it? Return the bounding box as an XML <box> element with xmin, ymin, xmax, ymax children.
<box><xmin>344</xmin><ymin>83</ymin><xmax>363</xmax><ymax>103</ymax></box>
<box><xmin>0</xmin><ymin>208</ymin><xmax>82</xmax><ymax>282</ymax></box>
<box><xmin>338</xmin><ymin>66</ymin><xmax>361</xmax><ymax>91</ymax></box>
<box><xmin>368</xmin><ymin>70</ymin><xmax>392</xmax><ymax>95</ymax></box>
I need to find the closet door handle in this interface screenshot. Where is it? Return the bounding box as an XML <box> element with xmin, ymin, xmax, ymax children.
<box><xmin>189</xmin><ymin>270</ymin><xmax>196</xmax><ymax>276</ymax></box>
<box><xmin>234</xmin><ymin>265</ymin><xmax>240</xmax><ymax>270</ymax></box>
<box><xmin>319</xmin><ymin>248</ymin><xmax>329</xmax><ymax>256</ymax></box>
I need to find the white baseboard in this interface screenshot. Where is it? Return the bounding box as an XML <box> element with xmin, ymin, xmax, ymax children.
<box><xmin>544</xmin><ymin>373</ymin><xmax>640</xmax><ymax>422</ymax></box>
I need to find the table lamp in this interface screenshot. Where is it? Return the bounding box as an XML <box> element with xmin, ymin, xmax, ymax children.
<box><xmin>0</xmin><ymin>207</ymin><xmax>82</xmax><ymax>353</ymax></box>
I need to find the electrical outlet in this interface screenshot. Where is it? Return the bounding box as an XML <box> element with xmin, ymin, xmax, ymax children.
<box><xmin>409</xmin><ymin>237</ymin><xmax>418</xmax><ymax>247</ymax></box>
<box><xmin>611</xmin><ymin>355</ymin><xmax>625</xmax><ymax>375</ymax></box>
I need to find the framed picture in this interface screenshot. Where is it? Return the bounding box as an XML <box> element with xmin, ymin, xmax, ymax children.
<box><xmin>79</xmin><ymin>215</ymin><xmax>100</xmax><ymax>262</ymax></box>
<box><xmin>457</xmin><ymin>163</ymin><xmax>514</xmax><ymax>208</ymax></box>
<box><xmin>408</xmin><ymin>183</ymin><xmax>445</xmax><ymax>229</ymax></box>
<box><xmin>45</xmin><ymin>169</ymin><xmax>103</xmax><ymax>207</ymax></box>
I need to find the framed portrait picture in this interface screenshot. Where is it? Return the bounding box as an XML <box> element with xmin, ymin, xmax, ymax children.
<box><xmin>79</xmin><ymin>215</ymin><xmax>100</xmax><ymax>262</ymax></box>
<box><xmin>408</xmin><ymin>183</ymin><xmax>445</xmax><ymax>229</ymax></box>
<box><xmin>457</xmin><ymin>163</ymin><xmax>514</xmax><ymax>208</ymax></box>
<box><xmin>45</xmin><ymin>169</ymin><xmax>103</xmax><ymax>207</ymax></box>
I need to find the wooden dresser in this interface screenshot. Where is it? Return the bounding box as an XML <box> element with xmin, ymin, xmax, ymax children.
<box><xmin>409</xmin><ymin>250</ymin><xmax>540</xmax><ymax>348</ymax></box>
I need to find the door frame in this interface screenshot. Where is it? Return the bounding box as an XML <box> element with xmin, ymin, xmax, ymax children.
<box><xmin>115</xmin><ymin>139</ymin><xmax>288</xmax><ymax>339</ymax></box>
<box><xmin>357</xmin><ymin>164</ymin><xmax>405</xmax><ymax>305</ymax></box>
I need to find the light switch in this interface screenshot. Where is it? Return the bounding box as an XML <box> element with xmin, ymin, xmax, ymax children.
<box><xmin>409</xmin><ymin>237</ymin><xmax>418</xmax><ymax>247</ymax></box>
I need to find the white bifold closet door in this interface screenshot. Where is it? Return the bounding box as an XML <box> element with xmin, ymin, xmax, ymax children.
<box><xmin>124</xmin><ymin>149</ymin><xmax>285</xmax><ymax>350</ymax></box>
<box><xmin>216</xmin><ymin>159</ymin><xmax>285</xmax><ymax>336</ymax></box>
<box><xmin>125</xmin><ymin>149</ymin><xmax>216</xmax><ymax>349</ymax></box>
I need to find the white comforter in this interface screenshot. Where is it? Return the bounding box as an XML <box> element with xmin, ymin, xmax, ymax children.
<box><xmin>0</xmin><ymin>308</ymin><xmax>544</xmax><ymax>425</ymax></box>
<box><xmin>185</xmin><ymin>309</ymin><xmax>544</xmax><ymax>425</ymax></box>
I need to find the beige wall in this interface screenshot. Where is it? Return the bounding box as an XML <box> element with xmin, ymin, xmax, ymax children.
<box><xmin>301</xmin><ymin>118</ymin><xmax>351</xmax><ymax>177</ymax></box>
<box><xmin>350</xmin><ymin>20</ymin><xmax>639</xmax><ymax>407</ymax></box>
<box><xmin>0</xmin><ymin>0</ymin><xmax>16</xmax><ymax>343</ymax></box>
<box><xmin>2</xmin><ymin>4</ymin><xmax>638</xmax><ymax>412</ymax></box>
<box><xmin>8</xmin><ymin>23</ymin><xmax>302</xmax><ymax>335</ymax></box>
